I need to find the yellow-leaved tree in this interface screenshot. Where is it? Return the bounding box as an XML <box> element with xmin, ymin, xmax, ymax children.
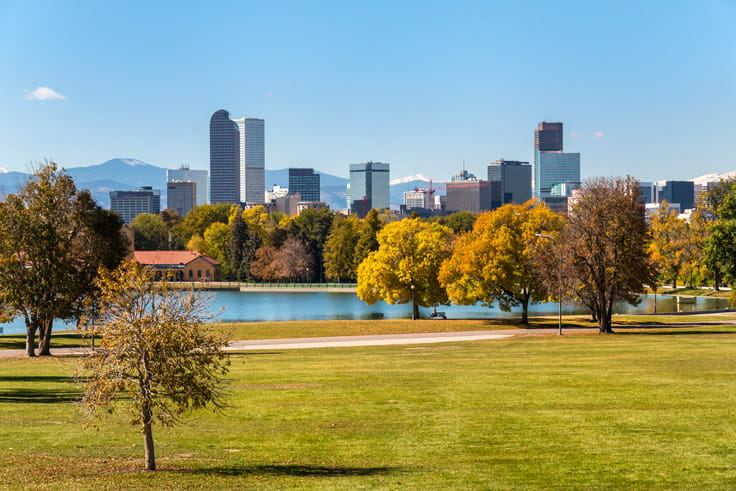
<box><xmin>357</xmin><ymin>218</ymin><xmax>454</xmax><ymax>319</ymax></box>
<box><xmin>439</xmin><ymin>201</ymin><xmax>563</xmax><ymax>324</ymax></box>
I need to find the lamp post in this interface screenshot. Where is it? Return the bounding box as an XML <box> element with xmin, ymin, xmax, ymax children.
<box><xmin>410</xmin><ymin>284</ymin><xmax>416</xmax><ymax>320</ymax></box>
<box><xmin>536</xmin><ymin>233</ymin><xmax>563</xmax><ymax>336</ymax></box>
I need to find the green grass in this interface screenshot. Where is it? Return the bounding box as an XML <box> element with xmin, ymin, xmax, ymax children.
<box><xmin>1</xmin><ymin>328</ymin><xmax>736</xmax><ymax>488</ymax></box>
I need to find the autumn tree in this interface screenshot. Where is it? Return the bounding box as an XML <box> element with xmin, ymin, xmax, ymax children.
<box><xmin>434</xmin><ymin>211</ymin><xmax>477</xmax><ymax>234</ymax></box>
<box><xmin>323</xmin><ymin>214</ymin><xmax>362</xmax><ymax>282</ymax></box>
<box><xmin>564</xmin><ymin>176</ymin><xmax>654</xmax><ymax>333</ymax></box>
<box><xmin>647</xmin><ymin>202</ymin><xmax>688</xmax><ymax>288</ymax></box>
<box><xmin>250</xmin><ymin>238</ymin><xmax>315</xmax><ymax>282</ymax></box>
<box><xmin>357</xmin><ymin>218</ymin><xmax>454</xmax><ymax>319</ymax></box>
<box><xmin>178</xmin><ymin>203</ymin><xmax>234</xmax><ymax>243</ymax></box>
<box><xmin>131</xmin><ymin>213</ymin><xmax>169</xmax><ymax>250</ymax></box>
<box><xmin>78</xmin><ymin>261</ymin><xmax>229</xmax><ymax>471</ymax></box>
<box><xmin>439</xmin><ymin>202</ymin><xmax>563</xmax><ymax>324</ymax></box>
<box><xmin>0</xmin><ymin>163</ymin><xmax>128</xmax><ymax>356</ymax></box>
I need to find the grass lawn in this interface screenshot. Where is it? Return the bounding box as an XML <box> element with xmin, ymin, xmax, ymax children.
<box><xmin>1</xmin><ymin>327</ymin><xmax>736</xmax><ymax>489</ymax></box>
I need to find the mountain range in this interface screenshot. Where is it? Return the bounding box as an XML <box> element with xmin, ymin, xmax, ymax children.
<box><xmin>2</xmin><ymin>158</ymin><xmax>727</xmax><ymax>212</ymax></box>
<box><xmin>0</xmin><ymin>158</ymin><xmax>438</xmax><ymax>211</ymax></box>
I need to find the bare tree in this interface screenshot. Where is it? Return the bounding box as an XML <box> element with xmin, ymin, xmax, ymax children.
<box><xmin>78</xmin><ymin>261</ymin><xmax>229</xmax><ymax>471</ymax></box>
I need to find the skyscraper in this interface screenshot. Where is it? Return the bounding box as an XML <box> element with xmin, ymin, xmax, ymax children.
<box><xmin>167</xmin><ymin>181</ymin><xmax>196</xmax><ymax>217</ymax></box>
<box><xmin>210</xmin><ymin>110</ymin><xmax>265</xmax><ymax>205</ymax></box>
<box><xmin>167</xmin><ymin>165</ymin><xmax>208</xmax><ymax>207</ymax></box>
<box><xmin>289</xmin><ymin>168</ymin><xmax>320</xmax><ymax>202</ymax></box>
<box><xmin>209</xmin><ymin>109</ymin><xmax>240</xmax><ymax>204</ymax></box>
<box><xmin>232</xmin><ymin>117</ymin><xmax>265</xmax><ymax>204</ymax></box>
<box><xmin>348</xmin><ymin>162</ymin><xmax>390</xmax><ymax>217</ymax></box>
<box><xmin>445</xmin><ymin>179</ymin><xmax>491</xmax><ymax>214</ymax></box>
<box><xmin>487</xmin><ymin>160</ymin><xmax>532</xmax><ymax>209</ymax></box>
<box><xmin>110</xmin><ymin>186</ymin><xmax>161</xmax><ymax>224</ymax></box>
<box><xmin>533</xmin><ymin>122</ymin><xmax>580</xmax><ymax>198</ymax></box>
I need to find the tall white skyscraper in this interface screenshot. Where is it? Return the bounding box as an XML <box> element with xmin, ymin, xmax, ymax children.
<box><xmin>232</xmin><ymin>117</ymin><xmax>265</xmax><ymax>204</ymax></box>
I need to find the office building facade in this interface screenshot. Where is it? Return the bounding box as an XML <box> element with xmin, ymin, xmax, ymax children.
<box><xmin>210</xmin><ymin>110</ymin><xmax>265</xmax><ymax>205</ymax></box>
<box><xmin>232</xmin><ymin>117</ymin><xmax>265</xmax><ymax>204</ymax></box>
<box><xmin>167</xmin><ymin>181</ymin><xmax>196</xmax><ymax>217</ymax></box>
<box><xmin>289</xmin><ymin>168</ymin><xmax>320</xmax><ymax>202</ymax></box>
<box><xmin>348</xmin><ymin>162</ymin><xmax>390</xmax><ymax>217</ymax></box>
<box><xmin>110</xmin><ymin>186</ymin><xmax>161</xmax><ymax>224</ymax></box>
<box><xmin>657</xmin><ymin>180</ymin><xmax>695</xmax><ymax>211</ymax></box>
<box><xmin>445</xmin><ymin>179</ymin><xmax>491</xmax><ymax>214</ymax></box>
<box><xmin>533</xmin><ymin>121</ymin><xmax>580</xmax><ymax>198</ymax></box>
<box><xmin>487</xmin><ymin>160</ymin><xmax>532</xmax><ymax>209</ymax></box>
<box><xmin>167</xmin><ymin>165</ymin><xmax>208</xmax><ymax>207</ymax></box>
<box><xmin>209</xmin><ymin>109</ymin><xmax>240</xmax><ymax>204</ymax></box>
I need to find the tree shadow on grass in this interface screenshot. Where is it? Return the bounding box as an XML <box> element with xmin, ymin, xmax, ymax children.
<box><xmin>0</xmin><ymin>387</ymin><xmax>79</xmax><ymax>404</ymax></box>
<box><xmin>0</xmin><ymin>375</ymin><xmax>73</xmax><ymax>383</ymax></box>
<box><xmin>179</xmin><ymin>464</ymin><xmax>401</xmax><ymax>478</ymax></box>
<box><xmin>613</xmin><ymin>329</ymin><xmax>736</xmax><ymax>336</ymax></box>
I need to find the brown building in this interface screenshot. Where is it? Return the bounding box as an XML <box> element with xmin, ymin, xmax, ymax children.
<box><xmin>134</xmin><ymin>250</ymin><xmax>221</xmax><ymax>281</ymax></box>
<box><xmin>445</xmin><ymin>180</ymin><xmax>491</xmax><ymax>214</ymax></box>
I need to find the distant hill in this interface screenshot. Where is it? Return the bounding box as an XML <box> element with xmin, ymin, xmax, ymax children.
<box><xmin>0</xmin><ymin>159</ymin><xmax>461</xmax><ymax>211</ymax></box>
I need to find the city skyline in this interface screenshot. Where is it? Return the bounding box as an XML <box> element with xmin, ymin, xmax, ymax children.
<box><xmin>1</xmin><ymin>2</ymin><xmax>734</xmax><ymax>182</ymax></box>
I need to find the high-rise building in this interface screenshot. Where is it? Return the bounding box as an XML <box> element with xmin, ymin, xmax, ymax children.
<box><xmin>167</xmin><ymin>165</ymin><xmax>208</xmax><ymax>207</ymax></box>
<box><xmin>534</xmin><ymin>122</ymin><xmax>563</xmax><ymax>151</ymax></box>
<box><xmin>210</xmin><ymin>110</ymin><xmax>265</xmax><ymax>205</ymax></box>
<box><xmin>657</xmin><ymin>180</ymin><xmax>695</xmax><ymax>211</ymax></box>
<box><xmin>289</xmin><ymin>168</ymin><xmax>320</xmax><ymax>202</ymax></box>
<box><xmin>232</xmin><ymin>117</ymin><xmax>265</xmax><ymax>204</ymax></box>
<box><xmin>167</xmin><ymin>181</ymin><xmax>196</xmax><ymax>217</ymax></box>
<box><xmin>110</xmin><ymin>186</ymin><xmax>161</xmax><ymax>224</ymax></box>
<box><xmin>445</xmin><ymin>179</ymin><xmax>491</xmax><ymax>214</ymax></box>
<box><xmin>209</xmin><ymin>109</ymin><xmax>240</xmax><ymax>204</ymax></box>
<box><xmin>487</xmin><ymin>160</ymin><xmax>532</xmax><ymax>209</ymax></box>
<box><xmin>533</xmin><ymin>122</ymin><xmax>580</xmax><ymax>199</ymax></box>
<box><xmin>347</xmin><ymin>162</ymin><xmax>390</xmax><ymax>217</ymax></box>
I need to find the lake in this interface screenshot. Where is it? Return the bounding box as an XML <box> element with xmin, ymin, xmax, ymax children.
<box><xmin>0</xmin><ymin>291</ymin><xmax>728</xmax><ymax>335</ymax></box>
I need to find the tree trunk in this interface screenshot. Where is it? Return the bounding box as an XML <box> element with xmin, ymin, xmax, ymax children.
<box><xmin>142</xmin><ymin>404</ymin><xmax>156</xmax><ymax>471</ymax></box>
<box><xmin>520</xmin><ymin>297</ymin><xmax>529</xmax><ymax>325</ymax></box>
<box><xmin>37</xmin><ymin>317</ymin><xmax>53</xmax><ymax>356</ymax></box>
<box><xmin>598</xmin><ymin>314</ymin><xmax>614</xmax><ymax>333</ymax></box>
<box><xmin>412</xmin><ymin>302</ymin><xmax>420</xmax><ymax>320</ymax></box>
<box><xmin>25</xmin><ymin>324</ymin><xmax>37</xmax><ymax>357</ymax></box>
<box><xmin>671</xmin><ymin>278</ymin><xmax>677</xmax><ymax>289</ymax></box>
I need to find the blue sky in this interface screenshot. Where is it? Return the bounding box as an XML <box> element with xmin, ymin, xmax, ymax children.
<box><xmin>1</xmin><ymin>0</ymin><xmax>734</xmax><ymax>181</ymax></box>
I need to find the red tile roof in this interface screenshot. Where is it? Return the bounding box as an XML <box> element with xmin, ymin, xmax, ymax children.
<box><xmin>133</xmin><ymin>250</ymin><xmax>220</xmax><ymax>266</ymax></box>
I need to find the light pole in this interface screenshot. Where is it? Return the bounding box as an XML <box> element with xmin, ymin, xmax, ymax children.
<box><xmin>410</xmin><ymin>284</ymin><xmax>416</xmax><ymax>320</ymax></box>
<box><xmin>536</xmin><ymin>233</ymin><xmax>563</xmax><ymax>336</ymax></box>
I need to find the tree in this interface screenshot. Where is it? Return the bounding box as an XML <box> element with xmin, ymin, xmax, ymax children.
<box><xmin>227</xmin><ymin>210</ymin><xmax>262</xmax><ymax>281</ymax></box>
<box><xmin>439</xmin><ymin>202</ymin><xmax>563</xmax><ymax>324</ymax></box>
<box><xmin>78</xmin><ymin>261</ymin><xmax>229</xmax><ymax>471</ymax></box>
<box><xmin>434</xmin><ymin>211</ymin><xmax>477</xmax><ymax>234</ymax></box>
<box><xmin>357</xmin><ymin>219</ymin><xmax>453</xmax><ymax>319</ymax></box>
<box><xmin>563</xmin><ymin>176</ymin><xmax>654</xmax><ymax>333</ymax></box>
<box><xmin>353</xmin><ymin>209</ymin><xmax>383</xmax><ymax>270</ymax></box>
<box><xmin>286</xmin><ymin>208</ymin><xmax>334</xmax><ymax>282</ymax></box>
<box><xmin>249</xmin><ymin>238</ymin><xmax>315</xmax><ymax>282</ymax></box>
<box><xmin>323</xmin><ymin>215</ymin><xmax>361</xmax><ymax>282</ymax></box>
<box><xmin>178</xmin><ymin>203</ymin><xmax>234</xmax><ymax>243</ymax></box>
<box><xmin>0</xmin><ymin>163</ymin><xmax>128</xmax><ymax>356</ymax></box>
<box><xmin>131</xmin><ymin>213</ymin><xmax>169</xmax><ymax>250</ymax></box>
<box><xmin>647</xmin><ymin>202</ymin><xmax>688</xmax><ymax>288</ymax></box>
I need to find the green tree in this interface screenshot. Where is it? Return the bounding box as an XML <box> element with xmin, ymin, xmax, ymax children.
<box><xmin>324</xmin><ymin>214</ymin><xmax>362</xmax><ymax>282</ymax></box>
<box><xmin>178</xmin><ymin>203</ymin><xmax>234</xmax><ymax>243</ymax></box>
<box><xmin>286</xmin><ymin>208</ymin><xmax>334</xmax><ymax>282</ymax></box>
<box><xmin>0</xmin><ymin>163</ymin><xmax>128</xmax><ymax>356</ymax></box>
<box><xmin>434</xmin><ymin>211</ymin><xmax>477</xmax><ymax>234</ymax></box>
<box><xmin>353</xmin><ymin>209</ymin><xmax>384</xmax><ymax>270</ymax></box>
<box><xmin>227</xmin><ymin>210</ymin><xmax>262</xmax><ymax>282</ymax></box>
<box><xmin>131</xmin><ymin>213</ymin><xmax>169</xmax><ymax>250</ymax></box>
<box><xmin>357</xmin><ymin>218</ymin><xmax>454</xmax><ymax>319</ymax></box>
<box><xmin>564</xmin><ymin>176</ymin><xmax>654</xmax><ymax>333</ymax></box>
<box><xmin>439</xmin><ymin>202</ymin><xmax>563</xmax><ymax>324</ymax></box>
<box><xmin>78</xmin><ymin>261</ymin><xmax>229</xmax><ymax>471</ymax></box>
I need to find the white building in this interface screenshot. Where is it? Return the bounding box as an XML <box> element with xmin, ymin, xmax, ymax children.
<box><xmin>232</xmin><ymin>117</ymin><xmax>265</xmax><ymax>204</ymax></box>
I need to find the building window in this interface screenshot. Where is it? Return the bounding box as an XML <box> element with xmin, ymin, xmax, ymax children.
<box><xmin>197</xmin><ymin>270</ymin><xmax>202</xmax><ymax>278</ymax></box>
<box><xmin>205</xmin><ymin>270</ymin><xmax>211</xmax><ymax>278</ymax></box>
<box><xmin>188</xmin><ymin>270</ymin><xmax>193</xmax><ymax>279</ymax></box>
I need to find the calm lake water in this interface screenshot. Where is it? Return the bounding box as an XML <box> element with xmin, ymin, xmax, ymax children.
<box><xmin>0</xmin><ymin>291</ymin><xmax>728</xmax><ymax>335</ymax></box>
